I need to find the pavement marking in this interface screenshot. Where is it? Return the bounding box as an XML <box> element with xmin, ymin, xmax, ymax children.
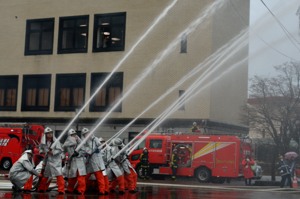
<box><xmin>137</xmin><ymin>182</ymin><xmax>300</xmax><ymax>193</ymax></box>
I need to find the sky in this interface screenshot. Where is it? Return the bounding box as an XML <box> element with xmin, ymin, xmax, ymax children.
<box><xmin>249</xmin><ymin>0</ymin><xmax>300</xmax><ymax>78</ymax></box>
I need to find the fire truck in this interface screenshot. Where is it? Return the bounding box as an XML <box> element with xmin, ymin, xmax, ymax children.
<box><xmin>129</xmin><ymin>132</ymin><xmax>256</xmax><ymax>183</ymax></box>
<box><xmin>0</xmin><ymin>123</ymin><xmax>44</xmax><ymax>170</ymax></box>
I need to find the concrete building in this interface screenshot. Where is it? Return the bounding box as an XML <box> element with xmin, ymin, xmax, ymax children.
<box><xmin>0</xmin><ymin>0</ymin><xmax>249</xmax><ymax>141</ymax></box>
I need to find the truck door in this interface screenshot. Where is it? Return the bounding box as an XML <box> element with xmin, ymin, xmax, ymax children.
<box><xmin>148</xmin><ymin>139</ymin><xmax>165</xmax><ymax>164</ymax></box>
<box><xmin>214</xmin><ymin>142</ymin><xmax>237</xmax><ymax>177</ymax></box>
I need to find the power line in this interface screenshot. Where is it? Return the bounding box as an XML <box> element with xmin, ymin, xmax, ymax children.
<box><xmin>260</xmin><ymin>0</ymin><xmax>300</xmax><ymax>52</ymax></box>
<box><xmin>228</xmin><ymin>0</ymin><xmax>298</xmax><ymax>61</ymax></box>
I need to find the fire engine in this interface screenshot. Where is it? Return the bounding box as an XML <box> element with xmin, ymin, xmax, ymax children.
<box><xmin>0</xmin><ymin>123</ymin><xmax>44</xmax><ymax>170</ymax></box>
<box><xmin>129</xmin><ymin>132</ymin><xmax>256</xmax><ymax>183</ymax></box>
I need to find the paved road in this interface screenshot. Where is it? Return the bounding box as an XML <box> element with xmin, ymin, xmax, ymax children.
<box><xmin>0</xmin><ymin>177</ymin><xmax>300</xmax><ymax>199</ymax></box>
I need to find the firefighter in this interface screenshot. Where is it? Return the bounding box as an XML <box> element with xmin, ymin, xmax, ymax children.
<box><xmin>191</xmin><ymin>122</ymin><xmax>201</xmax><ymax>133</ymax></box>
<box><xmin>99</xmin><ymin>137</ymin><xmax>111</xmax><ymax>194</ymax></box>
<box><xmin>37</xmin><ymin>127</ymin><xmax>65</xmax><ymax>194</ymax></box>
<box><xmin>170</xmin><ymin>148</ymin><xmax>179</xmax><ymax>180</ymax></box>
<box><xmin>108</xmin><ymin>138</ymin><xmax>125</xmax><ymax>194</ymax></box>
<box><xmin>139</xmin><ymin>147</ymin><xmax>150</xmax><ymax>179</ymax></box>
<box><xmin>81</xmin><ymin>127</ymin><xmax>107</xmax><ymax>195</ymax></box>
<box><xmin>119</xmin><ymin>143</ymin><xmax>138</xmax><ymax>194</ymax></box>
<box><xmin>62</xmin><ymin>129</ymin><xmax>87</xmax><ymax>195</ymax></box>
<box><xmin>277</xmin><ymin>155</ymin><xmax>292</xmax><ymax>188</ymax></box>
<box><xmin>9</xmin><ymin>150</ymin><xmax>40</xmax><ymax>192</ymax></box>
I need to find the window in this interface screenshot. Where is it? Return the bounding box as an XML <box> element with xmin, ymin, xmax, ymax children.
<box><xmin>21</xmin><ymin>75</ymin><xmax>51</xmax><ymax>111</ymax></box>
<box><xmin>25</xmin><ymin>18</ymin><xmax>54</xmax><ymax>55</ymax></box>
<box><xmin>93</xmin><ymin>12</ymin><xmax>126</xmax><ymax>52</ymax></box>
<box><xmin>178</xmin><ymin>90</ymin><xmax>185</xmax><ymax>111</ymax></box>
<box><xmin>58</xmin><ymin>15</ymin><xmax>89</xmax><ymax>54</ymax></box>
<box><xmin>180</xmin><ymin>33</ymin><xmax>187</xmax><ymax>53</ymax></box>
<box><xmin>90</xmin><ymin>72</ymin><xmax>123</xmax><ymax>112</ymax></box>
<box><xmin>55</xmin><ymin>74</ymin><xmax>86</xmax><ymax>111</ymax></box>
<box><xmin>150</xmin><ymin>139</ymin><xmax>162</xmax><ymax>149</ymax></box>
<box><xmin>0</xmin><ymin>76</ymin><xmax>18</xmax><ymax>111</ymax></box>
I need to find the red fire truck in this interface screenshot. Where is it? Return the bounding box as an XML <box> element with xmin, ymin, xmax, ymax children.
<box><xmin>0</xmin><ymin>123</ymin><xmax>44</xmax><ymax>170</ymax></box>
<box><xmin>129</xmin><ymin>132</ymin><xmax>257</xmax><ymax>183</ymax></box>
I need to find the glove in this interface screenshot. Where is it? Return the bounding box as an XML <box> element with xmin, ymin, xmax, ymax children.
<box><xmin>102</xmin><ymin>170</ymin><xmax>107</xmax><ymax>176</ymax></box>
<box><xmin>94</xmin><ymin>148</ymin><xmax>100</xmax><ymax>154</ymax></box>
<box><xmin>72</xmin><ymin>151</ymin><xmax>79</xmax><ymax>158</ymax></box>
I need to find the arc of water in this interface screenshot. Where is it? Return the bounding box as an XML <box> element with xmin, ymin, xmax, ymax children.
<box><xmin>116</xmin><ymin>29</ymin><xmax>249</xmax><ymax>156</ymax></box>
<box><xmin>51</xmin><ymin>0</ymin><xmax>178</xmax><ymax>149</ymax></box>
<box><xmin>76</xmin><ymin>0</ymin><xmax>226</xmax><ymax>152</ymax></box>
<box><xmin>125</xmin><ymin>30</ymin><xmax>249</xmax><ymax>155</ymax></box>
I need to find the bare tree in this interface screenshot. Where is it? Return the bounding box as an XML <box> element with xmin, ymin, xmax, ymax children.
<box><xmin>245</xmin><ymin>61</ymin><xmax>300</xmax><ymax>180</ymax></box>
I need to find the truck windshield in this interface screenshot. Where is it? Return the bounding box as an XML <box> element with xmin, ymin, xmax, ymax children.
<box><xmin>136</xmin><ymin>140</ymin><xmax>145</xmax><ymax>150</ymax></box>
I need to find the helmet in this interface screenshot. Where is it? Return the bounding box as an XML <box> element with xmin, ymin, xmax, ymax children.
<box><xmin>112</xmin><ymin>138</ymin><xmax>123</xmax><ymax>146</ymax></box>
<box><xmin>25</xmin><ymin>150</ymin><xmax>33</xmax><ymax>154</ymax></box>
<box><xmin>68</xmin><ymin>129</ymin><xmax>76</xmax><ymax>135</ymax></box>
<box><xmin>143</xmin><ymin>147</ymin><xmax>148</xmax><ymax>151</ymax></box>
<box><xmin>81</xmin><ymin>128</ymin><xmax>89</xmax><ymax>135</ymax></box>
<box><xmin>193</xmin><ymin>122</ymin><xmax>197</xmax><ymax>126</ymax></box>
<box><xmin>44</xmin><ymin>127</ymin><xmax>53</xmax><ymax>134</ymax></box>
<box><xmin>99</xmin><ymin>137</ymin><xmax>105</xmax><ymax>142</ymax></box>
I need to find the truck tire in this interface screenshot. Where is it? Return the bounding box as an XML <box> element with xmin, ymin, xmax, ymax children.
<box><xmin>1</xmin><ymin>158</ymin><xmax>12</xmax><ymax>170</ymax></box>
<box><xmin>195</xmin><ymin>167</ymin><xmax>211</xmax><ymax>183</ymax></box>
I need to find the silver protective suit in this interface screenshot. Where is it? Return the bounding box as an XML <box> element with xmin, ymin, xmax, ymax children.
<box><xmin>9</xmin><ymin>152</ymin><xmax>39</xmax><ymax>189</ymax></box>
<box><xmin>63</xmin><ymin>134</ymin><xmax>87</xmax><ymax>178</ymax></box>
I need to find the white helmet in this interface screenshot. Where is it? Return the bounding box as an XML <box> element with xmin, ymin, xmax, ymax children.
<box><xmin>25</xmin><ymin>150</ymin><xmax>33</xmax><ymax>154</ymax></box>
<box><xmin>99</xmin><ymin>137</ymin><xmax>105</xmax><ymax>142</ymax></box>
<box><xmin>68</xmin><ymin>129</ymin><xmax>76</xmax><ymax>135</ymax></box>
<box><xmin>44</xmin><ymin>127</ymin><xmax>53</xmax><ymax>134</ymax></box>
<box><xmin>81</xmin><ymin>128</ymin><xmax>89</xmax><ymax>135</ymax></box>
<box><xmin>112</xmin><ymin>138</ymin><xmax>123</xmax><ymax>146</ymax></box>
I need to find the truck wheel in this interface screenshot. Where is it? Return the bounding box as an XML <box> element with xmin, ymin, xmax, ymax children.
<box><xmin>195</xmin><ymin>167</ymin><xmax>211</xmax><ymax>182</ymax></box>
<box><xmin>1</xmin><ymin>158</ymin><xmax>12</xmax><ymax>170</ymax></box>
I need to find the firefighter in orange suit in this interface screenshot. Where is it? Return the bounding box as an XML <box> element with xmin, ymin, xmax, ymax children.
<box><xmin>63</xmin><ymin>129</ymin><xmax>87</xmax><ymax>195</ymax></box>
<box><xmin>37</xmin><ymin>127</ymin><xmax>65</xmax><ymax>194</ymax></box>
<box><xmin>108</xmin><ymin>138</ymin><xmax>125</xmax><ymax>194</ymax></box>
<box><xmin>120</xmin><ymin>144</ymin><xmax>138</xmax><ymax>193</ymax></box>
<box><xmin>81</xmin><ymin>128</ymin><xmax>107</xmax><ymax>195</ymax></box>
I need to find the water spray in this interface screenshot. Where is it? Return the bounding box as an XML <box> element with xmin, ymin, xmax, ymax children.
<box><xmin>76</xmin><ymin>0</ymin><xmax>226</xmax><ymax>152</ymax></box>
<box><xmin>51</xmin><ymin>0</ymin><xmax>178</xmax><ymax>149</ymax></box>
<box><xmin>115</xmin><ymin>29</ymin><xmax>249</xmax><ymax>157</ymax></box>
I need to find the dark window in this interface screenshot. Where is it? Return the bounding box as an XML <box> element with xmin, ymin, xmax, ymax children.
<box><xmin>58</xmin><ymin>15</ymin><xmax>89</xmax><ymax>54</ymax></box>
<box><xmin>150</xmin><ymin>139</ymin><xmax>162</xmax><ymax>149</ymax></box>
<box><xmin>180</xmin><ymin>33</ymin><xmax>187</xmax><ymax>53</ymax></box>
<box><xmin>55</xmin><ymin>74</ymin><xmax>86</xmax><ymax>111</ymax></box>
<box><xmin>178</xmin><ymin>90</ymin><xmax>185</xmax><ymax>111</ymax></box>
<box><xmin>0</xmin><ymin>76</ymin><xmax>18</xmax><ymax>111</ymax></box>
<box><xmin>90</xmin><ymin>72</ymin><xmax>123</xmax><ymax>112</ymax></box>
<box><xmin>25</xmin><ymin>18</ymin><xmax>54</xmax><ymax>55</ymax></box>
<box><xmin>22</xmin><ymin>75</ymin><xmax>51</xmax><ymax>111</ymax></box>
<box><xmin>93</xmin><ymin>12</ymin><xmax>126</xmax><ymax>52</ymax></box>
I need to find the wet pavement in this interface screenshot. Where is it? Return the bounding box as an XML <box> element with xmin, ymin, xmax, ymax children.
<box><xmin>0</xmin><ymin>176</ymin><xmax>299</xmax><ymax>199</ymax></box>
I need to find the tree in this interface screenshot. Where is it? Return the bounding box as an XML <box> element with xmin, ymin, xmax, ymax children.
<box><xmin>245</xmin><ymin>61</ymin><xmax>300</xmax><ymax>180</ymax></box>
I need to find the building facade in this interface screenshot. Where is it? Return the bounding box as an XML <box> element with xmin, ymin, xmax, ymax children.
<box><xmin>0</xmin><ymin>0</ymin><xmax>249</xmax><ymax>141</ymax></box>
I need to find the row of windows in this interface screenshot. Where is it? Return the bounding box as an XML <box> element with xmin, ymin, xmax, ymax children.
<box><xmin>25</xmin><ymin>12</ymin><xmax>126</xmax><ymax>55</ymax></box>
<box><xmin>0</xmin><ymin>73</ymin><xmax>123</xmax><ymax>112</ymax></box>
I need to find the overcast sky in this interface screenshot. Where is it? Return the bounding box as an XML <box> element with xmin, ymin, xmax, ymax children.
<box><xmin>249</xmin><ymin>0</ymin><xmax>300</xmax><ymax>78</ymax></box>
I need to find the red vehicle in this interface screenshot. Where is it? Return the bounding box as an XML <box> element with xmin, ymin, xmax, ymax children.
<box><xmin>0</xmin><ymin>123</ymin><xmax>44</xmax><ymax>170</ymax></box>
<box><xmin>129</xmin><ymin>132</ymin><xmax>255</xmax><ymax>183</ymax></box>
